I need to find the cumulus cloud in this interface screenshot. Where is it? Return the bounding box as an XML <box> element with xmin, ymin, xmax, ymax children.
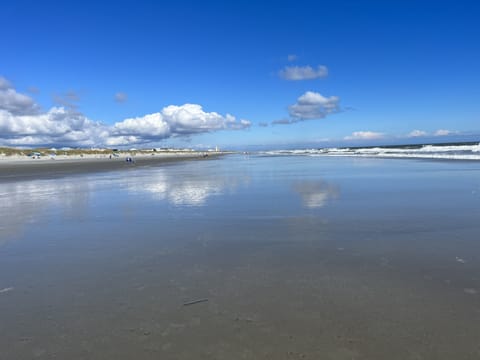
<box><xmin>0</xmin><ymin>77</ymin><xmax>40</xmax><ymax>115</ymax></box>
<box><xmin>114</xmin><ymin>92</ymin><xmax>128</xmax><ymax>103</ymax></box>
<box><xmin>0</xmin><ymin>107</ymin><xmax>107</xmax><ymax>147</ymax></box>
<box><xmin>0</xmin><ymin>76</ymin><xmax>251</xmax><ymax>147</ymax></box>
<box><xmin>235</xmin><ymin>119</ymin><xmax>252</xmax><ymax>129</ymax></box>
<box><xmin>344</xmin><ymin>131</ymin><xmax>385</xmax><ymax>140</ymax></box>
<box><xmin>408</xmin><ymin>129</ymin><xmax>427</xmax><ymax>137</ymax></box>
<box><xmin>113</xmin><ymin>104</ymin><xmax>250</xmax><ymax>142</ymax></box>
<box><xmin>113</xmin><ymin>113</ymin><xmax>169</xmax><ymax>137</ymax></box>
<box><xmin>288</xmin><ymin>91</ymin><xmax>340</xmax><ymax>120</ymax></box>
<box><xmin>279</xmin><ymin>65</ymin><xmax>328</xmax><ymax>80</ymax></box>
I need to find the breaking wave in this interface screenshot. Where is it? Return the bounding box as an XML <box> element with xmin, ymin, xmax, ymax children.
<box><xmin>262</xmin><ymin>143</ymin><xmax>480</xmax><ymax>160</ymax></box>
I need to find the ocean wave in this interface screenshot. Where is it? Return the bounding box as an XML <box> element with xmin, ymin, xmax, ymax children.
<box><xmin>261</xmin><ymin>143</ymin><xmax>480</xmax><ymax>160</ymax></box>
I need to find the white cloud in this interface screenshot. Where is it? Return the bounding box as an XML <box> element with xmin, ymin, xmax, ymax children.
<box><xmin>408</xmin><ymin>129</ymin><xmax>427</xmax><ymax>137</ymax></box>
<box><xmin>113</xmin><ymin>112</ymin><xmax>170</xmax><ymax>137</ymax></box>
<box><xmin>0</xmin><ymin>107</ymin><xmax>106</xmax><ymax>147</ymax></box>
<box><xmin>0</xmin><ymin>76</ymin><xmax>251</xmax><ymax>147</ymax></box>
<box><xmin>113</xmin><ymin>104</ymin><xmax>250</xmax><ymax>142</ymax></box>
<box><xmin>163</xmin><ymin>104</ymin><xmax>246</xmax><ymax>133</ymax></box>
<box><xmin>434</xmin><ymin>129</ymin><xmax>453</xmax><ymax>136</ymax></box>
<box><xmin>104</xmin><ymin>135</ymin><xmax>141</xmax><ymax>147</ymax></box>
<box><xmin>279</xmin><ymin>65</ymin><xmax>328</xmax><ymax>80</ymax></box>
<box><xmin>236</xmin><ymin>119</ymin><xmax>252</xmax><ymax>129</ymax></box>
<box><xmin>344</xmin><ymin>131</ymin><xmax>385</xmax><ymax>140</ymax></box>
<box><xmin>0</xmin><ymin>78</ymin><xmax>40</xmax><ymax>115</ymax></box>
<box><xmin>288</xmin><ymin>91</ymin><xmax>340</xmax><ymax>120</ymax></box>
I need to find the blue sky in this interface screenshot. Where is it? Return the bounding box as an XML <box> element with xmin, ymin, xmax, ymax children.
<box><xmin>1</xmin><ymin>0</ymin><xmax>479</xmax><ymax>149</ymax></box>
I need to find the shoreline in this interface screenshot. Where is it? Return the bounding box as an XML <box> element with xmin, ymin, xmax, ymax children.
<box><xmin>0</xmin><ymin>152</ymin><xmax>228</xmax><ymax>182</ymax></box>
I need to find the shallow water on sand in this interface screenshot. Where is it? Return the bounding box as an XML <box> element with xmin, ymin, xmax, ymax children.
<box><xmin>1</xmin><ymin>155</ymin><xmax>480</xmax><ymax>359</ymax></box>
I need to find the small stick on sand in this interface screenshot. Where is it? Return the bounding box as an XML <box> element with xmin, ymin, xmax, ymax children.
<box><xmin>183</xmin><ymin>298</ymin><xmax>208</xmax><ymax>306</ymax></box>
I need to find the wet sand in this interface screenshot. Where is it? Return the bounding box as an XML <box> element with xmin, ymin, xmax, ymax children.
<box><xmin>1</xmin><ymin>155</ymin><xmax>480</xmax><ymax>359</ymax></box>
<box><xmin>0</xmin><ymin>152</ymin><xmax>225</xmax><ymax>182</ymax></box>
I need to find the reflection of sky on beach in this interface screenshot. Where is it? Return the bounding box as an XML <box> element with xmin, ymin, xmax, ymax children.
<box><xmin>2</xmin><ymin>155</ymin><xmax>480</xmax><ymax>359</ymax></box>
<box><xmin>292</xmin><ymin>180</ymin><xmax>339</xmax><ymax>208</ymax></box>
<box><xmin>0</xmin><ymin>180</ymin><xmax>92</xmax><ymax>244</ymax></box>
<box><xmin>124</xmin><ymin>166</ymin><xmax>249</xmax><ymax>206</ymax></box>
<box><xmin>0</xmin><ymin>159</ymin><xmax>253</xmax><ymax>242</ymax></box>
<box><xmin>2</xmin><ymin>154</ymin><xmax>480</xmax><ymax>247</ymax></box>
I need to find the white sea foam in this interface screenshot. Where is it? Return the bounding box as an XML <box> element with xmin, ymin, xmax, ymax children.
<box><xmin>262</xmin><ymin>143</ymin><xmax>480</xmax><ymax>160</ymax></box>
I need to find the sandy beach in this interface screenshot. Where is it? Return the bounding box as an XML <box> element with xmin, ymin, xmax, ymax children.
<box><xmin>0</xmin><ymin>151</ymin><xmax>226</xmax><ymax>182</ymax></box>
<box><xmin>2</xmin><ymin>155</ymin><xmax>480</xmax><ymax>359</ymax></box>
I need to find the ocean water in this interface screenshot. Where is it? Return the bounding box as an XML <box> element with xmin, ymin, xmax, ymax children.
<box><xmin>264</xmin><ymin>142</ymin><xmax>480</xmax><ymax>160</ymax></box>
<box><xmin>1</xmin><ymin>154</ymin><xmax>480</xmax><ymax>359</ymax></box>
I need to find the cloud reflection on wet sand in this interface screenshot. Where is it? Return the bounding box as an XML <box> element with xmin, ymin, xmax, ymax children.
<box><xmin>292</xmin><ymin>180</ymin><xmax>339</xmax><ymax>208</ymax></box>
<box><xmin>0</xmin><ymin>180</ymin><xmax>92</xmax><ymax>243</ymax></box>
<box><xmin>125</xmin><ymin>168</ymin><xmax>250</xmax><ymax>207</ymax></box>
